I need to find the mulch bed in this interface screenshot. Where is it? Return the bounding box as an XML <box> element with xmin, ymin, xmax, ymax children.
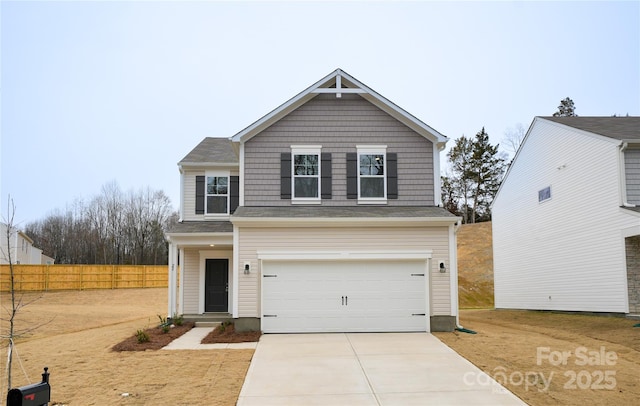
<box><xmin>112</xmin><ymin>322</ymin><xmax>195</xmax><ymax>351</ymax></box>
<box><xmin>201</xmin><ymin>322</ymin><xmax>261</xmax><ymax>344</ymax></box>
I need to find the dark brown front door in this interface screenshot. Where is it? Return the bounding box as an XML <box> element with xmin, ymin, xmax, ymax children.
<box><xmin>205</xmin><ymin>259</ymin><xmax>229</xmax><ymax>312</ymax></box>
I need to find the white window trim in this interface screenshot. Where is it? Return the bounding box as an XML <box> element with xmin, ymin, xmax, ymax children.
<box><xmin>205</xmin><ymin>171</ymin><xmax>230</xmax><ymax>217</ymax></box>
<box><xmin>538</xmin><ymin>185</ymin><xmax>552</xmax><ymax>203</ymax></box>
<box><xmin>291</xmin><ymin>145</ymin><xmax>322</xmax><ymax>202</ymax></box>
<box><xmin>357</xmin><ymin>145</ymin><xmax>387</xmax><ymax>204</ymax></box>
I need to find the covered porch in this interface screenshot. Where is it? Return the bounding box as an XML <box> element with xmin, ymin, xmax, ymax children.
<box><xmin>166</xmin><ymin>221</ymin><xmax>236</xmax><ymax>321</ymax></box>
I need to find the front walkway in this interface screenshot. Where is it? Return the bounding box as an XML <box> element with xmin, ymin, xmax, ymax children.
<box><xmin>237</xmin><ymin>333</ymin><xmax>526</xmax><ymax>405</ymax></box>
<box><xmin>162</xmin><ymin>327</ymin><xmax>257</xmax><ymax>350</ymax></box>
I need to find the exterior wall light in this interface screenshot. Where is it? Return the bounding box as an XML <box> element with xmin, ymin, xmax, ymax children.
<box><xmin>439</xmin><ymin>261</ymin><xmax>447</xmax><ymax>273</ymax></box>
<box><xmin>244</xmin><ymin>263</ymin><xmax>251</xmax><ymax>275</ymax></box>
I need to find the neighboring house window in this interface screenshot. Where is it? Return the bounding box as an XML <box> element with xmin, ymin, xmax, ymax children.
<box><xmin>538</xmin><ymin>186</ymin><xmax>551</xmax><ymax>203</ymax></box>
<box><xmin>206</xmin><ymin>174</ymin><xmax>229</xmax><ymax>214</ymax></box>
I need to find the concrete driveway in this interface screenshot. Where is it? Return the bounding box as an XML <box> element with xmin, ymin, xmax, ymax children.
<box><xmin>237</xmin><ymin>333</ymin><xmax>526</xmax><ymax>406</ymax></box>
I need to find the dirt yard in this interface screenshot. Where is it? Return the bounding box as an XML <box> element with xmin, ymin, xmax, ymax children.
<box><xmin>434</xmin><ymin>309</ymin><xmax>640</xmax><ymax>405</ymax></box>
<box><xmin>0</xmin><ymin>288</ymin><xmax>253</xmax><ymax>405</ymax></box>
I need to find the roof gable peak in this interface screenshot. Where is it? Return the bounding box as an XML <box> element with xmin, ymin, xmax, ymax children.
<box><xmin>231</xmin><ymin>69</ymin><xmax>448</xmax><ymax>147</ymax></box>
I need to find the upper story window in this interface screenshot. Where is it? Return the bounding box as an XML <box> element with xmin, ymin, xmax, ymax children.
<box><xmin>291</xmin><ymin>146</ymin><xmax>321</xmax><ymax>201</ymax></box>
<box><xmin>206</xmin><ymin>174</ymin><xmax>229</xmax><ymax>214</ymax></box>
<box><xmin>538</xmin><ymin>186</ymin><xmax>551</xmax><ymax>203</ymax></box>
<box><xmin>358</xmin><ymin>146</ymin><xmax>387</xmax><ymax>200</ymax></box>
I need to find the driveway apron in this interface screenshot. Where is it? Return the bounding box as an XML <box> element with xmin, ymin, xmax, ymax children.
<box><xmin>237</xmin><ymin>333</ymin><xmax>526</xmax><ymax>406</ymax></box>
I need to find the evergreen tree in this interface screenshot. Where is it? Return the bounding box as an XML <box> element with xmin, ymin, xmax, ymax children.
<box><xmin>553</xmin><ymin>97</ymin><xmax>577</xmax><ymax>117</ymax></box>
<box><xmin>444</xmin><ymin>128</ymin><xmax>506</xmax><ymax>223</ymax></box>
<box><xmin>446</xmin><ymin>135</ymin><xmax>474</xmax><ymax>223</ymax></box>
<box><xmin>468</xmin><ymin>128</ymin><xmax>505</xmax><ymax>223</ymax></box>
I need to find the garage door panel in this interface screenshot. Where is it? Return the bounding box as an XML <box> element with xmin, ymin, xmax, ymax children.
<box><xmin>262</xmin><ymin>260</ymin><xmax>428</xmax><ymax>333</ymax></box>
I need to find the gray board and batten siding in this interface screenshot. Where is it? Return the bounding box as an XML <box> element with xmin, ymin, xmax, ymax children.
<box><xmin>243</xmin><ymin>93</ymin><xmax>435</xmax><ymax>206</ymax></box>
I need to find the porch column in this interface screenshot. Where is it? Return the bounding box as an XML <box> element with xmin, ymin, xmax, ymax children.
<box><xmin>167</xmin><ymin>242</ymin><xmax>177</xmax><ymax>317</ymax></box>
<box><xmin>179</xmin><ymin>247</ymin><xmax>185</xmax><ymax>315</ymax></box>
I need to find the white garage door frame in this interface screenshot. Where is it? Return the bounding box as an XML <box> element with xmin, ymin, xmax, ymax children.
<box><xmin>258</xmin><ymin>250</ymin><xmax>432</xmax><ymax>333</ymax></box>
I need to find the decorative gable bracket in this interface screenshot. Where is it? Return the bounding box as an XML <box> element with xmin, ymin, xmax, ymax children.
<box><xmin>311</xmin><ymin>74</ymin><xmax>366</xmax><ymax>98</ymax></box>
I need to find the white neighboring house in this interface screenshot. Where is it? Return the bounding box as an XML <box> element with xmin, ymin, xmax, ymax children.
<box><xmin>0</xmin><ymin>223</ymin><xmax>54</xmax><ymax>265</ymax></box>
<box><xmin>492</xmin><ymin>116</ymin><xmax>640</xmax><ymax>314</ymax></box>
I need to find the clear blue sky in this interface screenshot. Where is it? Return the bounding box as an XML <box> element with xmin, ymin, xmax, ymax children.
<box><xmin>2</xmin><ymin>1</ymin><xmax>639</xmax><ymax>225</ymax></box>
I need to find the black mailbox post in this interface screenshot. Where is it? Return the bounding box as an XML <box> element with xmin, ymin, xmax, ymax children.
<box><xmin>7</xmin><ymin>367</ymin><xmax>50</xmax><ymax>406</ymax></box>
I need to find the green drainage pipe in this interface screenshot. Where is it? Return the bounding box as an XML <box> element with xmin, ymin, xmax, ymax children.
<box><xmin>634</xmin><ymin>323</ymin><xmax>640</xmax><ymax>328</ymax></box>
<box><xmin>455</xmin><ymin>327</ymin><xmax>477</xmax><ymax>334</ymax></box>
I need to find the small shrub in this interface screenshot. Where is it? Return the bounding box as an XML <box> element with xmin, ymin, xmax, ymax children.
<box><xmin>158</xmin><ymin>314</ymin><xmax>171</xmax><ymax>333</ymax></box>
<box><xmin>172</xmin><ymin>314</ymin><xmax>184</xmax><ymax>326</ymax></box>
<box><xmin>136</xmin><ymin>329</ymin><xmax>150</xmax><ymax>343</ymax></box>
<box><xmin>218</xmin><ymin>321</ymin><xmax>233</xmax><ymax>333</ymax></box>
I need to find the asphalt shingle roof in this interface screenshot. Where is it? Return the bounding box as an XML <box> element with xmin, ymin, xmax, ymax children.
<box><xmin>179</xmin><ymin>137</ymin><xmax>238</xmax><ymax>165</ymax></box>
<box><xmin>167</xmin><ymin>221</ymin><xmax>233</xmax><ymax>234</ymax></box>
<box><xmin>542</xmin><ymin>116</ymin><xmax>640</xmax><ymax>141</ymax></box>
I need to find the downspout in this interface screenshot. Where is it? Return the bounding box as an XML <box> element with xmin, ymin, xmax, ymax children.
<box><xmin>452</xmin><ymin>219</ymin><xmax>477</xmax><ymax>334</ymax></box>
<box><xmin>620</xmin><ymin>142</ymin><xmax>636</xmax><ymax>208</ymax></box>
<box><xmin>178</xmin><ymin>166</ymin><xmax>185</xmax><ymax>222</ymax></box>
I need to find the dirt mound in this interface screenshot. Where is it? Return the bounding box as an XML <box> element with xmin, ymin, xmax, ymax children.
<box><xmin>457</xmin><ymin>221</ymin><xmax>494</xmax><ymax>308</ymax></box>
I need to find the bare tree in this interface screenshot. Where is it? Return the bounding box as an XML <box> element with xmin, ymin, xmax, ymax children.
<box><xmin>26</xmin><ymin>181</ymin><xmax>176</xmax><ymax>265</ymax></box>
<box><xmin>1</xmin><ymin>198</ymin><xmax>51</xmax><ymax>396</ymax></box>
<box><xmin>502</xmin><ymin>123</ymin><xmax>526</xmax><ymax>158</ymax></box>
<box><xmin>1</xmin><ymin>197</ymin><xmax>19</xmax><ymax>391</ymax></box>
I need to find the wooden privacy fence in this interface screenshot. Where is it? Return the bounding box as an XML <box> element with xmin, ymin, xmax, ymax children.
<box><xmin>0</xmin><ymin>265</ymin><xmax>168</xmax><ymax>291</ymax></box>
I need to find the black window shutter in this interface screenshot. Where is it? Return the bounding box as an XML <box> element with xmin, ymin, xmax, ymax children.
<box><xmin>229</xmin><ymin>176</ymin><xmax>239</xmax><ymax>213</ymax></box>
<box><xmin>321</xmin><ymin>153</ymin><xmax>332</xmax><ymax>199</ymax></box>
<box><xmin>280</xmin><ymin>153</ymin><xmax>292</xmax><ymax>199</ymax></box>
<box><xmin>346</xmin><ymin>152</ymin><xmax>358</xmax><ymax>199</ymax></box>
<box><xmin>387</xmin><ymin>152</ymin><xmax>398</xmax><ymax>199</ymax></box>
<box><xmin>195</xmin><ymin>176</ymin><xmax>205</xmax><ymax>214</ymax></box>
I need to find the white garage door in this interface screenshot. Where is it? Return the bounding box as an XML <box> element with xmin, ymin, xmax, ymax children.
<box><xmin>261</xmin><ymin>260</ymin><xmax>429</xmax><ymax>333</ymax></box>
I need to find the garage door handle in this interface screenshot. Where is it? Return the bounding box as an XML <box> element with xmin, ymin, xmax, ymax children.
<box><xmin>345</xmin><ymin>296</ymin><xmax>348</xmax><ymax>306</ymax></box>
<box><xmin>342</xmin><ymin>296</ymin><xmax>344</xmax><ymax>305</ymax></box>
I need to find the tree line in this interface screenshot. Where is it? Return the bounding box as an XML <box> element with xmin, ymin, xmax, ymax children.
<box><xmin>25</xmin><ymin>182</ymin><xmax>178</xmax><ymax>265</ymax></box>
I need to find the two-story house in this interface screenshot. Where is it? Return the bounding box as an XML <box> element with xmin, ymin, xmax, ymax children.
<box><xmin>0</xmin><ymin>223</ymin><xmax>54</xmax><ymax>265</ymax></box>
<box><xmin>492</xmin><ymin>116</ymin><xmax>640</xmax><ymax>315</ymax></box>
<box><xmin>166</xmin><ymin>69</ymin><xmax>461</xmax><ymax>333</ymax></box>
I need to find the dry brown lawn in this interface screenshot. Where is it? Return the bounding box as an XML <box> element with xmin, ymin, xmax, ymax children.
<box><xmin>2</xmin><ymin>250</ymin><xmax>639</xmax><ymax>405</ymax></box>
<box><xmin>435</xmin><ymin>309</ymin><xmax>640</xmax><ymax>406</ymax></box>
<box><xmin>0</xmin><ymin>288</ymin><xmax>253</xmax><ymax>405</ymax></box>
